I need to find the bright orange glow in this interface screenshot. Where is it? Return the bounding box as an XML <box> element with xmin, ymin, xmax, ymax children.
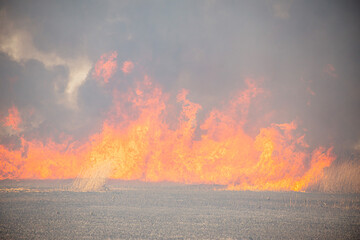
<box><xmin>121</xmin><ymin>61</ymin><xmax>134</xmax><ymax>74</ymax></box>
<box><xmin>0</xmin><ymin>137</ymin><xmax>89</xmax><ymax>179</ymax></box>
<box><xmin>93</xmin><ymin>51</ymin><xmax>118</xmax><ymax>83</ymax></box>
<box><xmin>3</xmin><ymin>106</ymin><xmax>21</xmax><ymax>131</ymax></box>
<box><xmin>0</xmin><ymin>52</ymin><xmax>336</xmax><ymax>191</ymax></box>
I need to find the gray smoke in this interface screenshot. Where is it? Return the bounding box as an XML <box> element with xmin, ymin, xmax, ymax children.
<box><xmin>0</xmin><ymin>0</ymin><xmax>359</xmax><ymax>158</ymax></box>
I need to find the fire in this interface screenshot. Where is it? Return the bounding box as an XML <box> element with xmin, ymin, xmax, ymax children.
<box><xmin>0</xmin><ymin>51</ymin><xmax>336</xmax><ymax>191</ymax></box>
<box><xmin>2</xmin><ymin>106</ymin><xmax>21</xmax><ymax>131</ymax></box>
<box><xmin>0</xmin><ymin>137</ymin><xmax>89</xmax><ymax>179</ymax></box>
<box><xmin>121</xmin><ymin>61</ymin><xmax>134</xmax><ymax>74</ymax></box>
<box><xmin>93</xmin><ymin>51</ymin><xmax>118</xmax><ymax>84</ymax></box>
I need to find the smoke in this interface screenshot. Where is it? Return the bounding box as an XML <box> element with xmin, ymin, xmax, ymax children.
<box><xmin>0</xmin><ymin>1</ymin><xmax>360</xmax><ymax>192</ymax></box>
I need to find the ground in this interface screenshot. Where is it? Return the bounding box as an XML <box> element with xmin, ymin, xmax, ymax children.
<box><xmin>0</xmin><ymin>180</ymin><xmax>359</xmax><ymax>239</ymax></box>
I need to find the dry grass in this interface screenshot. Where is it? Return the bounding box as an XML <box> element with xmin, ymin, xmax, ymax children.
<box><xmin>71</xmin><ymin>161</ymin><xmax>113</xmax><ymax>192</ymax></box>
<box><xmin>309</xmin><ymin>153</ymin><xmax>360</xmax><ymax>193</ymax></box>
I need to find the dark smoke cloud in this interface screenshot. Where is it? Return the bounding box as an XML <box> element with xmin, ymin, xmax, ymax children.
<box><xmin>0</xmin><ymin>0</ymin><xmax>359</xmax><ymax>156</ymax></box>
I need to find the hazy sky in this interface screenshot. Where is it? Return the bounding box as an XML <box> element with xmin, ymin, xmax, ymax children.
<box><xmin>0</xmin><ymin>0</ymin><xmax>359</xmax><ymax>154</ymax></box>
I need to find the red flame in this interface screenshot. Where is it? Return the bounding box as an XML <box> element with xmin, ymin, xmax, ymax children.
<box><xmin>0</xmin><ymin>52</ymin><xmax>336</xmax><ymax>191</ymax></box>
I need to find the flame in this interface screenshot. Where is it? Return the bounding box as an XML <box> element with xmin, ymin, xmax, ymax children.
<box><xmin>0</xmin><ymin>137</ymin><xmax>89</xmax><ymax>179</ymax></box>
<box><xmin>121</xmin><ymin>61</ymin><xmax>134</xmax><ymax>74</ymax></box>
<box><xmin>93</xmin><ymin>51</ymin><xmax>118</xmax><ymax>84</ymax></box>
<box><xmin>0</xmin><ymin>52</ymin><xmax>336</xmax><ymax>191</ymax></box>
<box><xmin>2</xmin><ymin>106</ymin><xmax>21</xmax><ymax>131</ymax></box>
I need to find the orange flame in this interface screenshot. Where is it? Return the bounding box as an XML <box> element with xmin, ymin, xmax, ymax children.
<box><xmin>0</xmin><ymin>52</ymin><xmax>336</xmax><ymax>191</ymax></box>
<box><xmin>121</xmin><ymin>61</ymin><xmax>134</xmax><ymax>74</ymax></box>
<box><xmin>93</xmin><ymin>51</ymin><xmax>118</xmax><ymax>83</ymax></box>
<box><xmin>3</xmin><ymin>106</ymin><xmax>21</xmax><ymax>131</ymax></box>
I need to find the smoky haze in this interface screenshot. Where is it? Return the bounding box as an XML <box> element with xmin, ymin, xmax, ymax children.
<box><xmin>0</xmin><ymin>1</ymin><xmax>359</xmax><ymax>158</ymax></box>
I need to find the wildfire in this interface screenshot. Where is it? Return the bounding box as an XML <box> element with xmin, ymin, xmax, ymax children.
<box><xmin>93</xmin><ymin>51</ymin><xmax>118</xmax><ymax>84</ymax></box>
<box><xmin>0</xmin><ymin>51</ymin><xmax>336</xmax><ymax>191</ymax></box>
<box><xmin>121</xmin><ymin>61</ymin><xmax>134</xmax><ymax>74</ymax></box>
<box><xmin>2</xmin><ymin>106</ymin><xmax>21</xmax><ymax>131</ymax></box>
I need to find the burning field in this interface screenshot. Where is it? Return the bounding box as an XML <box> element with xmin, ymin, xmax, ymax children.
<box><xmin>0</xmin><ymin>1</ymin><xmax>360</xmax><ymax>239</ymax></box>
<box><xmin>0</xmin><ymin>51</ymin><xmax>337</xmax><ymax>191</ymax></box>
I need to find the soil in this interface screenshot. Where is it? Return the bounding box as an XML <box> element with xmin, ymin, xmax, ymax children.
<box><xmin>0</xmin><ymin>180</ymin><xmax>359</xmax><ymax>239</ymax></box>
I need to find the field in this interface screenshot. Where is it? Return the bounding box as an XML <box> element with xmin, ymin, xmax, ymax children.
<box><xmin>0</xmin><ymin>180</ymin><xmax>359</xmax><ymax>239</ymax></box>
